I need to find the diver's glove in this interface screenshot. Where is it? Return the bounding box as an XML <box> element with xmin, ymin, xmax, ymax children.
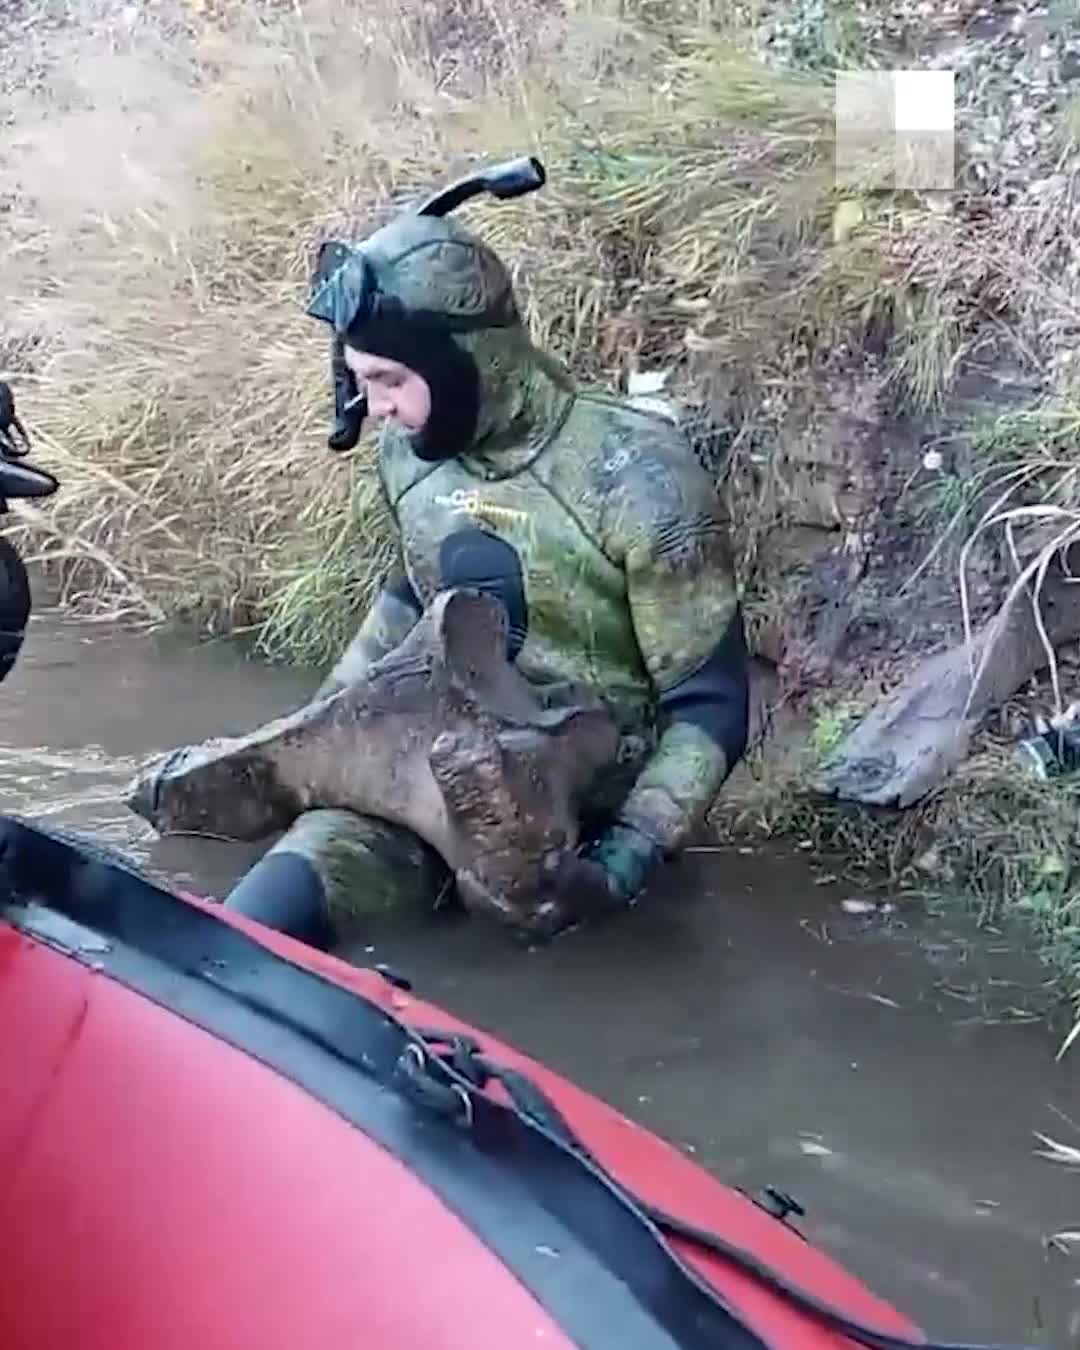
<box><xmin>528</xmin><ymin>823</ymin><xmax>665</xmax><ymax>939</ymax></box>
<box><xmin>582</xmin><ymin>823</ymin><xmax>664</xmax><ymax>903</ymax></box>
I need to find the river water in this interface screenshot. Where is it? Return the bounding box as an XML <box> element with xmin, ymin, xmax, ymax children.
<box><xmin>3</xmin><ymin>605</ymin><xmax>1080</xmax><ymax>1347</ymax></box>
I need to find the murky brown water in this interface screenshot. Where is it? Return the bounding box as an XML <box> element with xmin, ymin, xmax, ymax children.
<box><xmin>3</xmin><ymin>606</ymin><xmax>1080</xmax><ymax>1346</ymax></box>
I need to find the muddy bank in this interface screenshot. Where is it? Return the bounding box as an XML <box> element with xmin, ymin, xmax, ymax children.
<box><xmin>679</xmin><ymin>5</ymin><xmax>1080</xmax><ymax>969</ymax></box>
<box><xmin>2</xmin><ymin>608</ymin><xmax>1080</xmax><ymax>1344</ymax></box>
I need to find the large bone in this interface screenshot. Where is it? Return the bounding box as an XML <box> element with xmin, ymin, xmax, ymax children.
<box><xmin>125</xmin><ymin>589</ymin><xmax>619</xmax><ymax>925</ymax></box>
<box><xmin>813</xmin><ymin>566</ymin><xmax>1080</xmax><ymax>807</ymax></box>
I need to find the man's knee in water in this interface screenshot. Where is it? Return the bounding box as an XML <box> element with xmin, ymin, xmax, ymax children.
<box><xmin>223</xmin><ymin>808</ymin><xmax>451</xmax><ymax>949</ymax></box>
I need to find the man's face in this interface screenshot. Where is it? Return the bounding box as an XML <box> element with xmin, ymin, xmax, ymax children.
<box><xmin>344</xmin><ymin>347</ymin><xmax>432</xmax><ymax>434</ymax></box>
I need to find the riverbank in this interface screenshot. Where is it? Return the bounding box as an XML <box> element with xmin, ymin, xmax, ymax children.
<box><xmin>714</xmin><ymin>713</ymin><xmax>1080</xmax><ymax>1032</ymax></box>
<box><xmin>7</xmin><ymin>0</ymin><xmax>1080</xmax><ymax>1016</ymax></box>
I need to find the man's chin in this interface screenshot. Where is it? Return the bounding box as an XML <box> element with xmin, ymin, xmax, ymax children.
<box><xmin>399</xmin><ymin>425</ymin><xmax>451</xmax><ymax>463</ymax></box>
<box><xmin>410</xmin><ymin>442</ymin><xmax>453</xmax><ymax>463</ymax></box>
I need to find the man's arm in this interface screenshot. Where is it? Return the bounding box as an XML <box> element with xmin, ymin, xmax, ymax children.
<box><xmin>313</xmin><ymin>565</ymin><xmax>422</xmax><ymax>700</ymax></box>
<box><xmin>314</xmin><ymin>446</ymin><xmax>423</xmax><ymax>701</ymax></box>
<box><xmin>582</xmin><ymin>446</ymin><xmax>750</xmax><ymax>905</ymax></box>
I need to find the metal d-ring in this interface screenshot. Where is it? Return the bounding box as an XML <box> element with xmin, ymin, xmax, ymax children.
<box><xmin>451</xmin><ymin>1083</ymin><xmax>474</xmax><ymax>1130</ymax></box>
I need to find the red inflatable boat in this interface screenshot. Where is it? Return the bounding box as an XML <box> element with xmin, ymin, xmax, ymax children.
<box><xmin>0</xmin><ymin>816</ymin><xmax>1025</xmax><ymax>1350</ymax></box>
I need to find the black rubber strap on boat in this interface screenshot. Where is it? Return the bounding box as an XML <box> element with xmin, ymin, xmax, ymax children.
<box><xmin>410</xmin><ymin>1033</ymin><xmax>1038</xmax><ymax>1350</ymax></box>
<box><xmin>0</xmin><ymin>815</ymin><xmax>766</xmax><ymax>1350</ymax></box>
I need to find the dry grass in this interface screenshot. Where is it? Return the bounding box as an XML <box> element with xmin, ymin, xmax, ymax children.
<box><xmin>2</xmin><ymin>0</ymin><xmax>411</xmax><ymax>652</ymax></box>
<box><xmin>7</xmin><ymin>0</ymin><xmax>1053</xmax><ymax>657</ymax></box>
<box><xmin>4</xmin><ymin>3</ymin><xmax>1077</xmax><ymax>596</ymax></box>
<box><xmin>0</xmin><ymin>0</ymin><xmax>946</xmax><ymax>664</ymax></box>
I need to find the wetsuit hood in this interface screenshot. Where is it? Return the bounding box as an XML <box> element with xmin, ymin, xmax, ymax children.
<box><xmin>307</xmin><ymin>213</ymin><xmax>573</xmax><ymax>465</ymax></box>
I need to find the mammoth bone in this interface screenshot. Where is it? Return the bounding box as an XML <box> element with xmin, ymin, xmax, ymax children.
<box><xmin>126</xmin><ymin>589</ymin><xmax>620</xmax><ymax>926</ymax></box>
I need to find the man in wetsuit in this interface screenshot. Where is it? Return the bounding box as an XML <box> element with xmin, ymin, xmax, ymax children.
<box><xmin>224</xmin><ymin>207</ymin><xmax>750</xmax><ymax>942</ymax></box>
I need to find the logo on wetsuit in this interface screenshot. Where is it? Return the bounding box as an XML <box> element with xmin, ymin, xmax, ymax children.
<box><xmin>435</xmin><ymin>489</ymin><xmax>528</xmax><ymax>528</ymax></box>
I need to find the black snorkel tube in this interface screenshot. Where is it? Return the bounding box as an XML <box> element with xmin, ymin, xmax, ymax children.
<box><xmin>0</xmin><ymin>382</ymin><xmax>59</xmax><ymax>684</ymax></box>
<box><xmin>413</xmin><ymin>155</ymin><xmax>546</xmax><ymax>218</ymax></box>
<box><xmin>317</xmin><ymin>156</ymin><xmax>546</xmax><ymax>453</ymax></box>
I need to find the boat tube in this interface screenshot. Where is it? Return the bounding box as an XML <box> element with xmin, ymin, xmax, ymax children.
<box><xmin>0</xmin><ymin>816</ymin><xmax>1036</xmax><ymax>1350</ymax></box>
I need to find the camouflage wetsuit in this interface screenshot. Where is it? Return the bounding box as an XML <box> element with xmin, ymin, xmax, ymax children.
<box><xmin>224</xmin><ymin>211</ymin><xmax>750</xmax><ymax>943</ymax></box>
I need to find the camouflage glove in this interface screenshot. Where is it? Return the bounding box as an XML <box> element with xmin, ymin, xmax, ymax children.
<box><xmin>528</xmin><ymin>824</ymin><xmax>664</xmax><ymax>939</ymax></box>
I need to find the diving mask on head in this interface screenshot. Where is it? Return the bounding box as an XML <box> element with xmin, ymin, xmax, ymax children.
<box><xmin>308</xmin><ymin>240</ymin><xmax>375</xmax><ymax>452</ymax></box>
<box><xmin>306</xmin><ymin>156</ymin><xmax>546</xmax><ymax>455</ymax></box>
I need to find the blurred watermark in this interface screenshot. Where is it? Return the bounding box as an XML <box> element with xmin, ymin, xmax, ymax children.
<box><xmin>835</xmin><ymin>70</ymin><xmax>955</xmax><ymax>190</ymax></box>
